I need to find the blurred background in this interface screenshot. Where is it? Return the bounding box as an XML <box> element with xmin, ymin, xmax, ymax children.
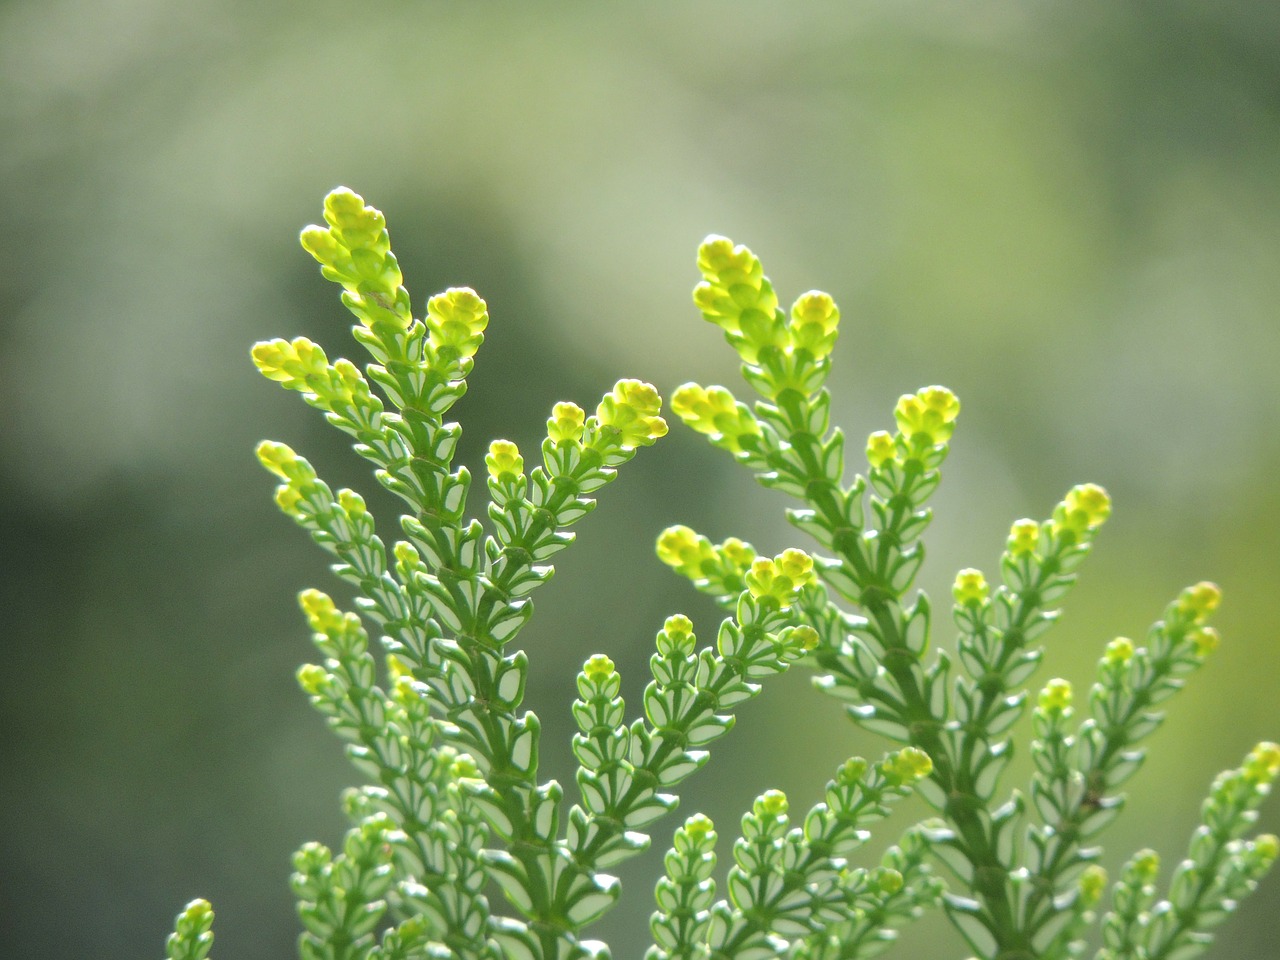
<box><xmin>3</xmin><ymin>1</ymin><xmax>1279</xmax><ymax>957</ymax></box>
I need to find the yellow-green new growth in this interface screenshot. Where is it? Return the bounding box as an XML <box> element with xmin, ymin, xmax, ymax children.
<box><xmin>1177</xmin><ymin>581</ymin><xmax>1223</xmax><ymax>623</ymax></box>
<box><xmin>693</xmin><ymin>235</ymin><xmax>781</xmax><ymax>364</ymax></box>
<box><xmin>789</xmin><ymin>291</ymin><xmax>840</xmax><ymax>360</ymax></box>
<box><xmin>1131</xmin><ymin>849</ymin><xmax>1161</xmax><ymax>884</ymax></box>
<box><xmin>1051</xmin><ymin>483</ymin><xmax>1112</xmax><ymax>538</ymax></box>
<box><xmin>876</xmin><ymin>868</ymin><xmax>906</xmax><ymax>895</ymax></box>
<box><xmin>252</xmin><ymin>336</ymin><xmax>329</xmax><ymax>389</ymax></box>
<box><xmin>229</xmin><ymin>190</ymin><xmax>1279</xmax><ymax>960</ymax></box>
<box><xmin>1104</xmin><ymin>636</ymin><xmax>1135</xmax><ymax>665</ymax></box>
<box><xmin>299</xmin><ymin>588</ymin><xmax>345</xmax><ymax>637</ymax></box>
<box><xmin>952</xmin><ymin>568</ymin><xmax>989</xmax><ymax>606</ymax></box>
<box><xmin>1190</xmin><ymin>626</ymin><xmax>1221</xmax><ymax>658</ymax></box>
<box><xmin>788</xmin><ymin>625</ymin><xmax>820</xmax><ymax>654</ymax></box>
<box><xmin>653</xmin><ymin>527</ymin><xmax>761</xmax><ymax>601</ymax></box>
<box><xmin>682</xmin><ymin>813</ymin><xmax>716</xmax><ymax>844</ymax></box>
<box><xmin>296</xmin><ymin>663</ymin><xmax>329</xmax><ymax>697</ymax></box>
<box><xmin>426</xmin><ymin>287</ymin><xmax>489</xmax><ymax>361</ymax></box>
<box><xmin>866</xmin><ymin>430</ymin><xmax>897</xmax><ymax>469</ymax></box>
<box><xmin>547</xmin><ymin>401</ymin><xmax>586</xmax><ymax>445</ymax></box>
<box><xmin>166</xmin><ymin>899</ymin><xmax>215</xmax><ymax>960</ymax></box>
<box><xmin>756</xmin><ymin>789</ymin><xmax>789</xmax><ymax>817</ymax></box>
<box><xmin>1006</xmin><ymin>518</ymin><xmax>1041</xmax><ymax>557</ymax></box>
<box><xmin>593</xmin><ymin>379</ymin><xmax>668</xmax><ymax>450</ymax></box>
<box><xmin>1244</xmin><ymin>742</ymin><xmax>1280</xmax><ymax>786</ymax></box>
<box><xmin>256</xmin><ymin>440</ymin><xmax>303</xmax><ymax>480</ymax></box>
<box><xmin>300</xmin><ymin>187</ymin><xmax>411</xmax><ymax>330</ymax></box>
<box><xmin>894</xmin><ymin>385</ymin><xmax>961</xmax><ymax>447</ymax></box>
<box><xmin>670</xmin><ymin>382</ymin><xmax>761</xmax><ymax>453</ymax></box>
<box><xmin>692</xmin><ymin>236</ymin><xmax>844</xmax><ymax>370</ymax></box>
<box><xmin>583</xmin><ymin>654</ymin><xmax>616</xmax><ymax>683</ymax></box>
<box><xmin>1077</xmin><ymin>865</ymin><xmax>1108</xmax><ymax>907</ymax></box>
<box><xmin>255</xmin><ymin>440</ymin><xmax>316</xmax><ymax>517</ymax></box>
<box><xmin>864</xmin><ymin>386</ymin><xmax>961</xmax><ymax>470</ymax></box>
<box><xmin>882</xmin><ymin>747</ymin><xmax>933</xmax><ymax>786</ymax></box>
<box><xmin>662</xmin><ymin>613</ymin><xmax>694</xmax><ymax>643</ymax></box>
<box><xmin>485</xmin><ymin>440</ymin><xmax>524</xmax><ymax>481</ymax></box>
<box><xmin>655</xmin><ymin>525</ymin><xmax>715</xmax><ymax>580</ymax></box>
<box><xmin>1039</xmin><ymin>678</ymin><xmax>1073</xmax><ymax>715</ymax></box>
<box><xmin>1257</xmin><ymin>834</ymin><xmax>1280</xmax><ymax>862</ymax></box>
<box><xmin>836</xmin><ymin>758</ymin><xmax>870</xmax><ymax>786</ymax></box>
<box><xmin>744</xmin><ymin>548</ymin><xmax>815</xmax><ymax>608</ymax></box>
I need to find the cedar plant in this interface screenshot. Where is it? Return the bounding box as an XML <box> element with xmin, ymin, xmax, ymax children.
<box><xmin>165</xmin><ymin>188</ymin><xmax>1277</xmax><ymax>960</ymax></box>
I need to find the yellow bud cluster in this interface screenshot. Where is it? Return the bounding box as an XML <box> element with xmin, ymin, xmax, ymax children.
<box><xmin>882</xmin><ymin>746</ymin><xmax>934</xmax><ymax>785</ymax></box>
<box><xmin>256</xmin><ymin>440</ymin><xmax>302</xmax><ymax>480</ymax></box>
<box><xmin>1039</xmin><ymin>678</ymin><xmax>1073</xmax><ymax>714</ymax></box>
<box><xmin>1078</xmin><ymin>865</ymin><xmax>1108</xmax><ymax>907</ymax></box>
<box><xmin>176</xmin><ymin>899</ymin><xmax>214</xmax><ymax>929</ymax></box>
<box><xmin>756</xmin><ymin>789</ymin><xmax>789</xmax><ymax>817</ymax></box>
<box><xmin>692</xmin><ymin>235</ymin><xmax>782</xmax><ymax>364</ymax></box>
<box><xmin>1244</xmin><ymin>742</ymin><xmax>1280</xmax><ymax>785</ymax></box>
<box><xmin>320</xmin><ymin>187</ymin><xmax>390</xmax><ymax>252</ymax></box>
<box><xmin>1007</xmin><ymin>519</ymin><xmax>1041</xmax><ymax>557</ymax></box>
<box><xmin>875</xmin><ymin>868</ymin><xmax>905</xmax><ymax>895</ymax></box>
<box><xmin>682</xmin><ymin>813</ymin><xmax>715</xmax><ymax>843</ymax></box>
<box><xmin>744</xmin><ymin>549</ymin><xmax>816</xmax><ymax>606</ymax></box>
<box><xmin>426</xmin><ymin>287</ymin><xmax>489</xmax><ymax>361</ymax></box>
<box><xmin>300</xmin><ymin>188</ymin><xmax>407</xmax><ymax>328</ymax></box>
<box><xmin>451</xmin><ymin>754</ymin><xmax>481</xmax><ymax>780</ymax></box>
<box><xmin>1051</xmin><ymin>483</ymin><xmax>1112</xmax><ymax>538</ymax></box>
<box><xmin>251</xmin><ymin>337</ymin><xmax>329</xmax><ymax>390</ymax></box>
<box><xmin>1104</xmin><ymin>636</ymin><xmax>1135</xmax><ymax>665</ymax></box>
<box><xmin>1131</xmin><ymin>850</ymin><xmax>1160</xmax><ymax>883</ymax></box>
<box><xmin>692</xmin><ymin>237</ymin><xmax>844</xmax><ymax>368</ymax></box>
<box><xmin>594</xmin><ymin>379</ymin><xmax>668</xmax><ymax>449</ymax></box>
<box><xmin>720</xmin><ymin>538</ymin><xmax>756</xmax><ymax>569</ymax></box>
<box><xmin>386</xmin><ymin>655</ymin><xmax>411</xmax><ymax>681</ymax></box>
<box><xmin>1176</xmin><ymin>581</ymin><xmax>1222</xmax><ymax>623</ymax></box>
<box><xmin>670</xmin><ymin>383</ymin><xmax>761</xmax><ymax>452</ymax></box>
<box><xmin>952</xmin><ymin>568</ymin><xmax>990</xmax><ymax>605</ymax></box>
<box><xmin>656</xmin><ymin>526</ymin><xmax>716</xmax><ymax>580</ymax></box>
<box><xmin>656</xmin><ymin>613</ymin><xmax>698</xmax><ymax>659</ymax></box>
<box><xmin>337</xmin><ymin>489</ymin><xmax>367</xmax><ymax>520</ymax></box>
<box><xmin>256</xmin><ymin>441</ymin><xmax>316</xmax><ymax>518</ymax></box>
<box><xmin>252</xmin><ymin>339</ymin><xmax>371</xmax><ymax>411</ymax></box>
<box><xmin>894</xmin><ymin>386</ymin><xmax>961</xmax><ymax>446</ymax></box>
<box><xmin>656</xmin><ymin>528</ymin><xmax>757</xmax><ymax>592</ymax></box>
<box><xmin>866</xmin><ymin>431</ymin><xmax>898</xmax><ymax>469</ymax></box>
<box><xmin>788</xmin><ymin>625</ymin><xmax>820</xmax><ymax>653</ymax></box>
<box><xmin>389</xmin><ymin>674</ymin><xmax>419</xmax><ymax>709</ymax></box>
<box><xmin>663</xmin><ymin>614</ymin><xmax>694</xmax><ymax>644</ymax></box>
<box><xmin>837</xmin><ymin>758</ymin><xmax>870</xmax><ymax>786</ymax></box>
<box><xmin>547</xmin><ymin>401</ymin><xmax>586</xmax><ymax>445</ymax></box>
<box><xmin>1256</xmin><ymin>834</ymin><xmax>1280</xmax><ymax>862</ymax></box>
<box><xmin>583</xmin><ymin>654</ymin><xmax>616</xmax><ymax>682</ymax></box>
<box><xmin>693</xmin><ymin>236</ymin><xmax>777</xmax><ymax>331</ymax></box>
<box><xmin>393</xmin><ymin>541</ymin><xmax>420</xmax><ymax>567</ymax></box>
<box><xmin>788</xmin><ymin>291</ymin><xmax>840</xmax><ymax>360</ymax></box>
<box><xmin>298</xmin><ymin>588</ymin><xmax>344</xmax><ymax>636</ymax></box>
<box><xmin>776</xmin><ymin>548</ymin><xmax>813</xmax><ymax>582</ymax></box>
<box><xmin>1189</xmin><ymin>626</ymin><xmax>1221</xmax><ymax>657</ymax></box>
<box><xmin>485</xmin><ymin>439</ymin><xmax>524</xmax><ymax>481</ymax></box>
<box><xmin>296</xmin><ymin>663</ymin><xmax>329</xmax><ymax>696</ymax></box>
<box><xmin>274</xmin><ymin>486</ymin><xmax>303</xmax><ymax>516</ymax></box>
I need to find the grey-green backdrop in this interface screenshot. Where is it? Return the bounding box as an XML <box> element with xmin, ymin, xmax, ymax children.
<box><xmin>2</xmin><ymin>2</ymin><xmax>1278</xmax><ymax>958</ymax></box>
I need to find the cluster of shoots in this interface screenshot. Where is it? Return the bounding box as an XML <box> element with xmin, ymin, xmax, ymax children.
<box><xmin>166</xmin><ymin>191</ymin><xmax>1275</xmax><ymax>960</ymax></box>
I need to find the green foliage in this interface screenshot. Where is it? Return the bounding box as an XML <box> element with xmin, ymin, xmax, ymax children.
<box><xmin>663</xmin><ymin>233</ymin><xmax>1277</xmax><ymax>960</ymax></box>
<box><xmin>168</xmin><ymin>189</ymin><xmax>1275</xmax><ymax>960</ymax></box>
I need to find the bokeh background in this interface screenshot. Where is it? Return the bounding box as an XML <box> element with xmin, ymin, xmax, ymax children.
<box><xmin>3</xmin><ymin>2</ymin><xmax>1279</xmax><ymax>958</ymax></box>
